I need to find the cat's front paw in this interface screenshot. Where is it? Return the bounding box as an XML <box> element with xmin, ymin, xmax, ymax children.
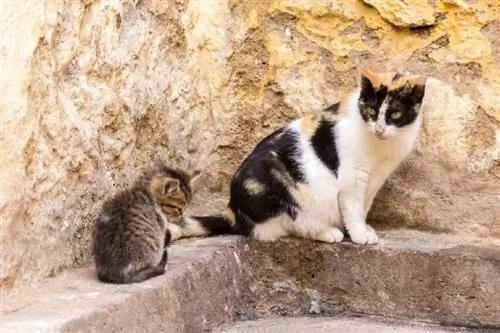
<box><xmin>317</xmin><ymin>227</ymin><xmax>344</xmax><ymax>243</ymax></box>
<box><xmin>348</xmin><ymin>224</ymin><xmax>378</xmax><ymax>245</ymax></box>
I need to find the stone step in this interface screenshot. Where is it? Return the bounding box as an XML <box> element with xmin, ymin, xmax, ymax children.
<box><xmin>2</xmin><ymin>232</ymin><xmax>499</xmax><ymax>332</ymax></box>
<box><xmin>237</xmin><ymin>231</ymin><xmax>500</xmax><ymax>328</ymax></box>
<box><xmin>215</xmin><ymin>316</ymin><xmax>492</xmax><ymax>333</ymax></box>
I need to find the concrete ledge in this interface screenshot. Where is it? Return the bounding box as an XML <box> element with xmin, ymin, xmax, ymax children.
<box><xmin>237</xmin><ymin>233</ymin><xmax>500</xmax><ymax>329</ymax></box>
<box><xmin>215</xmin><ymin>316</ymin><xmax>493</xmax><ymax>333</ymax></box>
<box><xmin>3</xmin><ymin>237</ymin><xmax>247</xmax><ymax>333</ymax></box>
<box><xmin>2</xmin><ymin>232</ymin><xmax>500</xmax><ymax>332</ymax></box>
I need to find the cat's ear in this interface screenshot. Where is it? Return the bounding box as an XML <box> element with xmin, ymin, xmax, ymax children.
<box><xmin>360</xmin><ymin>67</ymin><xmax>382</xmax><ymax>91</ymax></box>
<box><xmin>163</xmin><ymin>178</ymin><xmax>180</xmax><ymax>195</ymax></box>
<box><xmin>405</xmin><ymin>75</ymin><xmax>427</xmax><ymax>106</ymax></box>
<box><xmin>149</xmin><ymin>177</ymin><xmax>180</xmax><ymax>197</ymax></box>
<box><xmin>359</xmin><ymin>68</ymin><xmax>382</xmax><ymax>103</ymax></box>
<box><xmin>404</xmin><ymin>74</ymin><xmax>427</xmax><ymax>87</ymax></box>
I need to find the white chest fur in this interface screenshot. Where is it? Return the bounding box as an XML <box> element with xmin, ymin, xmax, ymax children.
<box><xmin>278</xmin><ymin>119</ymin><xmax>342</xmax><ymax>245</ymax></box>
<box><xmin>336</xmin><ymin>93</ymin><xmax>421</xmax><ymax>215</ymax></box>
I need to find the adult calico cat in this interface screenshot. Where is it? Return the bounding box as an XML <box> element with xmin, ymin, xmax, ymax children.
<box><xmin>169</xmin><ymin>68</ymin><xmax>426</xmax><ymax>245</ymax></box>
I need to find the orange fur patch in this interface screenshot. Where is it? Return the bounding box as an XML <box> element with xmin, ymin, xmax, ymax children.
<box><xmin>361</xmin><ymin>67</ymin><xmax>426</xmax><ymax>89</ymax></box>
<box><xmin>389</xmin><ymin>75</ymin><xmax>427</xmax><ymax>90</ymax></box>
<box><xmin>300</xmin><ymin>114</ymin><xmax>320</xmax><ymax>136</ymax></box>
<box><xmin>300</xmin><ymin>110</ymin><xmax>344</xmax><ymax>137</ymax></box>
<box><xmin>321</xmin><ymin>108</ymin><xmax>344</xmax><ymax>123</ymax></box>
<box><xmin>361</xmin><ymin>68</ymin><xmax>404</xmax><ymax>89</ymax></box>
<box><xmin>378</xmin><ymin>71</ymin><xmax>399</xmax><ymax>86</ymax></box>
<box><xmin>360</xmin><ymin>67</ymin><xmax>383</xmax><ymax>88</ymax></box>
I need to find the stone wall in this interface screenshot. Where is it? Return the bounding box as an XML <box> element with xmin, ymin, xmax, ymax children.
<box><xmin>1</xmin><ymin>0</ymin><xmax>498</xmax><ymax>291</ymax></box>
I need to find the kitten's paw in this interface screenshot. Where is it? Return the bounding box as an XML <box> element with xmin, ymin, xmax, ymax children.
<box><xmin>317</xmin><ymin>227</ymin><xmax>344</xmax><ymax>243</ymax></box>
<box><xmin>348</xmin><ymin>224</ymin><xmax>378</xmax><ymax>245</ymax></box>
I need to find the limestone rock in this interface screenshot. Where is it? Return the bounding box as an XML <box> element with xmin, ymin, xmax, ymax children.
<box><xmin>362</xmin><ymin>0</ymin><xmax>437</xmax><ymax>27</ymax></box>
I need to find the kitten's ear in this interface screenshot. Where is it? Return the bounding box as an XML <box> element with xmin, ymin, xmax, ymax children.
<box><xmin>360</xmin><ymin>67</ymin><xmax>381</xmax><ymax>91</ymax></box>
<box><xmin>163</xmin><ymin>178</ymin><xmax>180</xmax><ymax>195</ymax></box>
<box><xmin>149</xmin><ymin>177</ymin><xmax>180</xmax><ymax>197</ymax></box>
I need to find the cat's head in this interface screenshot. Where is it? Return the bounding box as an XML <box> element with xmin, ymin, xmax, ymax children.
<box><xmin>147</xmin><ymin>165</ymin><xmax>193</xmax><ymax>219</ymax></box>
<box><xmin>357</xmin><ymin>68</ymin><xmax>427</xmax><ymax>140</ymax></box>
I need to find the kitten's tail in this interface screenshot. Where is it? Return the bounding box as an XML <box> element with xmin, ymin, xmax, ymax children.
<box><xmin>169</xmin><ymin>207</ymin><xmax>241</xmax><ymax>241</ymax></box>
<box><xmin>125</xmin><ymin>250</ymin><xmax>168</xmax><ymax>284</ymax></box>
<box><xmin>97</xmin><ymin>231</ymin><xmax>171</xmax><ymax>284</ymax></box>
<box><xmin>96</xmin><ymin>251</ymin><xmax>168</xmax><ymax>284</ymax></box>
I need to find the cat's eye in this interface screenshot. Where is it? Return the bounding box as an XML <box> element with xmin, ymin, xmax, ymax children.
<box><xmin>390</xmin><ymin>111</ymin><xmax>403</xmax><ymax>120</ymax></box>
<box><xmin>366</xmin><ymin>108</ymin><xmax>376</xmax><ymax>116</ymax></box>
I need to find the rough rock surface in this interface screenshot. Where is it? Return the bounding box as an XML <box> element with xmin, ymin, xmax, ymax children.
<box><xmin>3</xmin><ymin>234</ymin><xmax>500</xmax><ymax>332</ymax></box>
<box><xmin>216</xmin><ymin>317</ymin><xmax>481</xmax><ymax>333</ymax></box>
<box><xmin>362</xmin><ymin>0</ymin><xmax>438</xmax><ymax>27</ymax></box>
<box><xmin>1</xmin><ymin>0</ymin><xmax>499</xmax><ymax>291</ymax></box>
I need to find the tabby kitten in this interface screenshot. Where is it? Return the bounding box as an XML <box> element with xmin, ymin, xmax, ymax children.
<box><xmin>92</xmin><ymin>164</ymin><xmax>192</xmax><ymax>284</ymax></box>
<box><xmin>168</xmin><ymin>68</ymin><xmax>427</xmax><ymax>245</ymax></box>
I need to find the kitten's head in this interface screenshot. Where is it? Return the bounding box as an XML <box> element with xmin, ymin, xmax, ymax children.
<box><xmin>357</xmin><ymin>68</ymin><xmax>427</xmax><ymax>140</ymax></box>
<box><xmin>147</xmin><ymin>165</ymin><xmax>193</xmax><ymax>219</ymax></box>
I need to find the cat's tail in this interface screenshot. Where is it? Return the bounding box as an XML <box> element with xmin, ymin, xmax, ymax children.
<box><xmin>97</xmin><ymin>231</ymin><xmax>171</xmax><ymax>284</ymax></box>
<box><xmin>168</xmin><ymin>207</ymin><xmax>246</xmax><ymax>241</ymax></box>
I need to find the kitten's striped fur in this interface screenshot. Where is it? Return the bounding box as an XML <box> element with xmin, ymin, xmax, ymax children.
<box><xmin>92</xmin><ymin>164</ymin><xmax>192</xmax><ymax>284</ymax></box>
<box><xmin>169</xmin><ymin>68</ymin><xmax>427</xmax><ymax>245</ymax></box>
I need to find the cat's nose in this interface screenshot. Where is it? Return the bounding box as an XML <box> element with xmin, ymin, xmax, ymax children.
<box><xmin>375</xmin><ymin>125</ymin><xmax>387</xmax><ymax>139</ymax></box>
<box><xmin>375</xmin><ymin>126</ymin><xmax>384</xmax><ymax>135</ymax></box>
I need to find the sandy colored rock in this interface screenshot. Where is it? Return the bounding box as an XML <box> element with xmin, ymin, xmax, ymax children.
<box><xmin>1</xmin><ymin>0</ymin><xmax>499</xmax><ymax>291</ymax></box>
<box><xmin>362</xmin><ymin>0</ymin><xmax>437</xmax><ymax>27</ymax></box>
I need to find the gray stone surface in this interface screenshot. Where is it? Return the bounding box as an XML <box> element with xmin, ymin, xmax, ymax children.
<box><xmin>236</xmin><ymin>232</ymin><xmax>500</xmax><ymax>328</ymax></box>
<box><xmin>2</xmin><ymin>232</ymin><xmax>500</xmax><ymax>332</ymax></box>
<box><xmin>215</xmin><ymin>317</ymin><xmax>485</xmax><ymax>333</ymax></box>
<box><xmin>2</xmin><ymin>237</ymin><xmax>247</xmax><ymax>333</ymax></box>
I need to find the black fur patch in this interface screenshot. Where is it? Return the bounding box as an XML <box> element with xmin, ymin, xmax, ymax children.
<box><xmin>192</xmin><ymin>215</ymin><xmax>235</xmax><ymax>235</ymax></box>
<box><xmin>232</xmin><ymin>209</ymin><xmax>259</xmax><ymax>236</ymax></box>
<box><xmin>164</xmin><ymin>229</ymin><xmax>172</xmax><ymax>247</ymax></box>
<box><xmin>158</xmin><ymin>248</ymin><xmax>168</xmax><ymax>268</ymax></box>
<box><xmin>310</xmin><ymin>120</ymin><xmax>339</xmax><ymax>177</ymax></box>
<box><xmin>360</xmin><ymin>76</ymin><xmax>377</xmax><ymax>97</ymax></box>
<box><xmin>385</xmin><ymin>84</ymin><xmax>425</xmax><ymax>128</ymax></box>
<box><xmin>392</xmin><ymin>72</ymin><xmax>403</xmax><ymax>81</ymax></box>
<box><xmin>323</xmin><ymin>102</ymin><xmax>340</xmax><ymax>113</ymax></box>
<box><xmin>359</xmin><ymin>83</ymin><xmax>388</xmax><ymax>122</ymax></box>
<box><xmin>244</xmin><ymin>127</ymin><xmax>305</xmax><ymax>183</ymax></box>
<box><xmin>229</xmin><ymin>127</ymin><xmax>302</xmax><ymax>225</ymax></box>
<box><xmin>275</xmin><ymin>131</ymin><xmax>305</xmax><ymax>183</ymax></box>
